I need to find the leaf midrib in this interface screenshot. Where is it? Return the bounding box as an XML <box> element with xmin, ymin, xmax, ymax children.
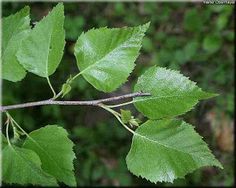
<box><xmin>9</xmin><ymin>146</ymin><xmax>55</xmax><ymax>182</ymax></box>
<box><xmin>45</xmin><ymin>16</ymin><xmax>54</xmax><ymax>77</ymax></box>
<box><xmin>135</xmin><ymin>131</ymin><xmax>205</xmax><ymax>160</ymax></box>
<box><xmin>133</xmin><ymin>93</ymin><xmax>200</xmax><ymax>103</ymax></box>
<box><xmin>23</xmin><ymin>134</ymin><xmax>72</xmax><ymax>180</ymax></box>
<box><xmin>78</xmin><ymin>27</ymin><xmax>141</xmax><ymax>75</ymax></box>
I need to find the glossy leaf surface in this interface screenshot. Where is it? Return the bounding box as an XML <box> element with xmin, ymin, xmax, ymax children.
<box><xmin>126</xmin><ymin>119</ymin><xmax>223</xmax><ymax>183</ymax></box>
<box><xmin>74</xmin><ymin>23</ymin><xmax>149</xmax><ymax>92</ymax></box>
<box><xmin>134</xmin><ymin>66</ymin><xmax>217</xmax><ymax>119</ymax></box>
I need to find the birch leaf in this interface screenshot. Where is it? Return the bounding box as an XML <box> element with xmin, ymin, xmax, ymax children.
<box><xmin>126</xmin><ymin>119</ymin><xmax>223</xmax><ymax>183</ymax></box>
<box><xmin>2</xmin><ymin>145</ymin><xmax>57</xmax><ymax>186</ymax></box>
<box><xmin>134</xmin><ymin>66</ymin><xmax>217</xmax><ymax>119</ymax></box>
<box><xmin>17</xmin><ymin>3</ymin><xmax>65</xmax><ymax>78</ymax></box>
<box><xmin>2</xmin><ymin>6</ymin><xmax>30</xmax><ymax>82</ymax></box>
<box><xmin>74</xmin><ymin>22</ymin><xmax>150</xmax><ymax>92</ymax></box>
<box><xmin>23</xmin><ymin>125</ymin><xmax>76</xmax><ymax>186</ymax></box>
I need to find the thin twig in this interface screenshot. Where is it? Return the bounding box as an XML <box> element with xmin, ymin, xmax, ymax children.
<box><xmin>0</xmin><ymin>92</ymin><xmax>150</xmax><ymax>112</ymax></box>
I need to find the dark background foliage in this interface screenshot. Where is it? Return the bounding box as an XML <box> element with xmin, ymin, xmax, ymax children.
<box><xmin>2</xmin><ymin>2</ymin><xmax>234</xmax><ymax>186</ymax></box>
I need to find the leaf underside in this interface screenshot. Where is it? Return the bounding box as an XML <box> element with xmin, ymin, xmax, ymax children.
<box><xmin>134</xmin><ymin>66</ymin><xmax>217</xmax><ymax>119</ymax></box>
<box><xmin>126</xmin><ymin>119</ymin><xmax>223</xmax><ymax>183</ymax></box>
<box><xmin>74</xmin><ymin>22</ymin><xmax>150</xmax><ymax>92</ymax></box>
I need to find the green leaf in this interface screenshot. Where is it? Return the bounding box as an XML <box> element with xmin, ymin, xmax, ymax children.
<box><xmin>121</xmin><ymin>109</ymin><xmax>132</xmax><ymax>124</ymax></box>
<box><xmin>129</xmin><ymin>118</ymin><xmax>141</xmax><ymax>127</ymax></box>
<box><xmin>134</xmin><ymin>66</ymin><xmax>217</xmax><ymax>119</ymax></box>
<box><xmin>74</xmin><ymin>22</ymin><xmax>150</xmax><ymax>92</ymax></box>
<box><xmin>2</xmin><ymin>6</ymin><xmax>30</xmax><ymax>82</ymax></box>
<box><xmin>62</xmin><ymin>83</ymin><xmax>71</xmax><ymax>97</ymax></box>
<box><xmin>1</xmin><ymin>133</ymin><xmax>8</xmax><ymax>149</ymax></box>
<box><xmin>17</xmin><ymin>3</ymin><xmax>65</xmax><ymax>78</ymax></box>
<box><xmin>126</xmin><ymin>119</ymin><xmax>223</xmax><ymax>183</ymax></box>
<box><xmin>61</xmin><ymin>75</ymin><xmax>73</xmax><ymax>97</ymax></box>
<box><xmin>2</xmin><ymin>145</ymin><xmax>57</xmax><ymax>186</ymax></box>
<box><xmin>23</xmin><ymin>125</ymin><xmax>76</xmax><ymax>186</ymax></box>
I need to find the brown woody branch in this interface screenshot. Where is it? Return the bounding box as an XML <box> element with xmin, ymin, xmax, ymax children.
<box><xmin>0</xmin><ymin>92</ymin><xmax>150</xmax><ymax>112</ymax></box>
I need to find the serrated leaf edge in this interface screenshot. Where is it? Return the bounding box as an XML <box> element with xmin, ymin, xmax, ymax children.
<box><xmin>126</xmin><ymin>120</ymin><xmax>223</xmax><ymax>183</ymax></box>
<box><xmin>74</xmin><ymin>22</ymin><xmax>150</xmax><ymax>92</ymax></box>
<box><xmin>22</xmin><ymin>125</ymin><xmax>76</xmax><ymax>185</ymax></box>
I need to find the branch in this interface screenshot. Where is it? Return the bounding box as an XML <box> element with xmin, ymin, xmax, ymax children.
<box><xmin>0</xmin><ymin>92</ymin><xmax>151</xmax><ymax>112</ymax></box>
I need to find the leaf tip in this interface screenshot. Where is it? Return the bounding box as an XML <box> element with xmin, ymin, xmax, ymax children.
<box><xmin>141</xmin><ymin>21</ymin><xmax>151</xmax><ymax>31</ymax></box>
<box><xmin>56</xmin><ymin>2</ymin><xmax>64</xmax><ymax>7</ymax></box>
<box><xmin>53</xmin><ymin>2</ymin><xmax>64</xmax><ymax>14</ymax></box>
<box><xmin>22</xmin><ymin>5</ymin><xmax>30</xmax><ymax>14</ymax></box>
<box><xmin>145</xmin><ymin>21</ymin><xmax>151</xmax><ymax>27</ymax></box>
<box><xmin>215</xmin><ymin>160</ymin><xmax>224</xmax><ymax>169</ymax></box>
<box><xmin>200</xmin><ymin>91</ymin><xmax>219</xmax><ymax>99</ymax></box>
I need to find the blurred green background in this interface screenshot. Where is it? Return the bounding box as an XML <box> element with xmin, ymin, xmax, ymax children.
<box><xmin>2</xmin><ymin>2</ymin><xmax>234</xmax><ymax>186</ymax></box>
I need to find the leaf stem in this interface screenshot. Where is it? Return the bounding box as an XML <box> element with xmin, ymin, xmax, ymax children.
<box><xmin>99</xmin><ymin>104</ymin><xmax>135</xmax><ymax>134</ymax></box>
<box><xmin>71</xmin><ymin>72</ymin><xmax>82</xmax><ymax>82</ymax></box>
<box><xmin>52</xmin><ymin>90</ymin><xmax>63</xmax><ymax>100</ymax></box>
<box><xmin>54</xmin><ymin>73</ymin><xmax>81</xmax><ymax>99</ymax></box>
<box><xmin>6</xmin><ymin>112</ymin><xmax>29</xmax><ymax>138</ymax></box>
<box><xmin>46</xmin><ymin>77</ymin><xmax>56</xmax><ymax>97</ymax></box>
<box><xmin>99</xmin><ymin>104</ymin><xmax>121</xmax><ymax>117</ymax></box>
<box><xmin>115</xmin><ymin>114</ymin><xmax>136</xmax><ymax>134</ymax></box>
<box><xmin>106</xmin><ymin>100</ymin><xmax>135</xmax><ymax>108</ymax></box>
<box><xmin>5</xmin><ymin>114</ymin><xmax>12</xmax><ymax>146</ymax></box>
